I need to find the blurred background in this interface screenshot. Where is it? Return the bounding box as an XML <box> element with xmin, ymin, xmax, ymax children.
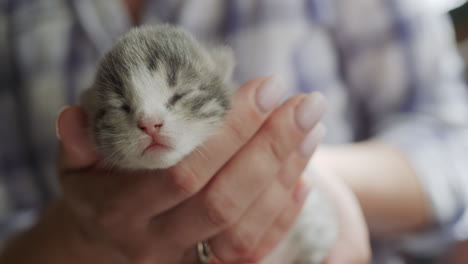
<box><xmin>448</xmin><ymin>0</ymin><xmax>468</xmax><ymax>78</ymax></box>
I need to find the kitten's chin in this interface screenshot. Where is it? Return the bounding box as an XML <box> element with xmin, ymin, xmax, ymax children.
<box><xmin>101</xmin><ymin>138</ymin><xmax>204</xmax><ymax>170</ymax></box>
<box><xmin>116</xmin><ymin>149</ymin><xmax>188</xmax><ymax>170</ymax></box>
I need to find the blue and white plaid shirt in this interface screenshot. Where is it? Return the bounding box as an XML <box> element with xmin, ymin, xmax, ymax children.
<box><xmin>1</xmin><ymin>0</ymin><xmax>468</xmax><ymax>262</ymax></box>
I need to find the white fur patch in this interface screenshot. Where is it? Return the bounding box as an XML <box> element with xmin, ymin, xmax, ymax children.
<box><xmin>131</xmin><ymin>65</ymin><xmax>171</xmax><ymax>119</ymax></box>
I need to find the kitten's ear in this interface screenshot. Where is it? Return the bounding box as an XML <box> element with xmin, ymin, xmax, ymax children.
<box><xmin>209</xmin><ymin>45</ymin><xmax>235</xmax><ymax>83</ymax></box>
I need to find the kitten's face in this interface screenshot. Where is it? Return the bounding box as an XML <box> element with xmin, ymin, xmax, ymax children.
<box><xmin>82</xmin><ymin>26</ymin><xmax>234</xmax><ymax>170</ymax></box>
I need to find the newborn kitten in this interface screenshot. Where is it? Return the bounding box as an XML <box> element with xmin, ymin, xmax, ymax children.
<box><xmin>80</xmin><ymin>24</ymin><xmax>337</xmax><ymax>264</ymax></box>
<box><xmin>81</xmin><ymin>25</ymin><xmax>234</xmax><ymax>169</ymax></box>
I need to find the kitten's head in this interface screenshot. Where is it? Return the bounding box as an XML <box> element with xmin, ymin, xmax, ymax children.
<box><xmin>81</xmin><ymin>25</ymin><xmax>235</xmax><ymax>170</ymax></box>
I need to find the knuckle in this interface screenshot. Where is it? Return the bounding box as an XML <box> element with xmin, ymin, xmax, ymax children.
<box><xmin>265</xmin><ymin>138</ymin><xmax>285</xmax><ymax>165</ymax></box>
<box><xmin>202</xmin><ymin>192</ymin><xmax>241</xmax><ymax>228</ymax></box>
<box><xmin>245</xmin><ymin>101</ymin><xmax>265</xmax><ymax>123</ymax></box>
<box><xmin>203</xmin><ymin>204</ymin><xmax>231</xmax><ymax>229</ymax></box>
<box><xmin>255</xmin><ymin>236</ymin><xmax>280</xmax><ymax>261</ymax></box>
<box><xmin>229</xmin><ymin>232</ymin><xmax>257</xmax><ymax>259</ymax></box>
<box><xmin>225</xmin><ymin>115</ymin><xmax>253</xmax><ymax>145</ymax></box>
<box><xmin>255</xmin><ymin>230</ymin><xmax>287</xmax><ymax>261</ymax></box>
<box><xmin>262</xmin><ymin>120</ymin><xmax>289</xmax><ymax>163</ymax></box>
<box><xmin>213</xmin><ymin>232</ymin><xmax>258</xmax><ymax>264</ymax></box>
<box><xmin>170</xmin><ymin>165</ymin><xmax>204</xmax><ymax>197</ymax></box>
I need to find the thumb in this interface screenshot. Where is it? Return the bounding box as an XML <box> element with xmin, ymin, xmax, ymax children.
<box><xmin>56</xmin><ymin>105</ymin><xmax>98</xmax><ymax>171</ymax></box>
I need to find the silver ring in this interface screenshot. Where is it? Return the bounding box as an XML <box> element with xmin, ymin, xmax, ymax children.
<box><xmin>197</xmin><ymin>241</ymin><xmax>212</xmax><ymax>264</ymax></box>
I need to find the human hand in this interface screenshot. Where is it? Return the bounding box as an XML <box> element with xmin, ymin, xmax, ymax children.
<box><xmin>60</xmin><ymin>76</ymin><xmax>326</xmax><ymax>264</ymax></box>
<box><xmin>314</xmin><ymin>165</ymin><xmax>371</xmax><ymax>264</ymax></box>
<box><xmin>258</xmin><ymin>162</ymin><xmax>371</xmax><ymax>264</ymax></box>
<box><xmin>440</xmin><ymin>241</ymin><xmax>468</xmax><ymax>264</ymax></box>
<box><xmin>0</xmin><ymin>77</ymin><xmax>326</xmax><ymax>264</ymax></box>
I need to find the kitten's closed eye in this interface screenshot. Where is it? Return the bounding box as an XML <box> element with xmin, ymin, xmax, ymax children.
<box><xmin>167</xmin><ymin>92</ymin><xmax>189</xmax><ymax>107</ymax></box>
<box><xmin>120</xmin><ymin>104</ymin><xmax>131</xmax><ymax>113</ymax></box>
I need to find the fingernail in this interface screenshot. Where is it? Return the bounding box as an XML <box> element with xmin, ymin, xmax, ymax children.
<box><xmin>294</xmin><ymin>179</ymin><xmax>312</xmax><ymax>203</ymax></box>
<box><xmin>298</xmin><ymin>123</ymin><xmax>326</xmax><ymax>158</ymax></box>
<box><xmin>255</xmin><ymin>76</ymin><xmax>287</xmax><ymax>113</ymax></box>
<box><xmin>295</xmin><ymin>92</ymin><xmax>326</xmax><ymax>132</ymax></box>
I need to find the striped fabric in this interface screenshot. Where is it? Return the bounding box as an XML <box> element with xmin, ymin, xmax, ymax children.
<box><xmin>1</xmin><ymin>0</ymin><xmax>468</xmax><ymax>261</ymax></box>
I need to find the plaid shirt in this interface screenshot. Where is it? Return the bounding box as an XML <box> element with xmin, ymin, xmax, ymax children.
<box><xmin>1</xmin><ymin>0</ymin><xmax>468</xmax><ymax>261</ymax></box>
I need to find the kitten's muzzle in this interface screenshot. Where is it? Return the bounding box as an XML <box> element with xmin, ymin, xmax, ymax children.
<box><xmin>141</xmin><ymin>135</ymin><xmax>173</xmax><ymax>155</ymax></box>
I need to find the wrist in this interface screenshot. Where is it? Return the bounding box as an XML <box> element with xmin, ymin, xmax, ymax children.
<box><xmin>314</xmin><ymin>142</ymin><xmax>431</xmax><ymax>236</ymax></box>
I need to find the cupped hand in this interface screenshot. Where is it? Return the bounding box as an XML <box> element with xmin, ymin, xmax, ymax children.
<box><xmin>1</xmin><ymin>77</ymin><xmax>326</xmax><ymax>264</ymax></box>
<box><xmin>59</xmin><ymin>76</ymin><xmax>326</xmax><ymax>264</ymax></box>
<box><xmin>257</xmin><ymin>162</ymin><xmax>371</xmax><ymax>264</ymax></box>
<box><xmin>314</xmin><ymin>165</ymin><xmax>371</xmax><ymax>264</ymax></box>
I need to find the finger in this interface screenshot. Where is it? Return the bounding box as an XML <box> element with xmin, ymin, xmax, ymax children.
<box><xmin>319</xmin><ymin>171</ymin><xmax>371</xmax><ymax>264</ymax></box>
<box><xmin>60</xmin><ymin>168</ymin><xmax>172</xmax><ymax>220</ymax></box>
<box><xmin>168</xmin><ymin>77</ymin><xmax>287</xmax><ymax>197</ymax></box>
<box><xmin>157</xmin><ymin>92</ymin><xmax>326</xmax><ymax>247</ymax></box>
<box><xmin>209</xmin><ymin>125</ymin><xmax>325</xmax><ymax>262</ymax></box>
<box><xmin>248</xmin><ymin>180</ymin><xmax>312</xmax><ymax>263</ymax></box>
<box><xmin>56</xmin><ymin>105</ymin><xmax>98</xmax><ymax>171</ymax></box>
<box><xmin>209</xmin><ymin>180</ymin><xmax>290</xmax><ymax>263</ymax></box>
<box><xmin>206</xmin><ymin>93</ymin><xmax>324</xmax><ymax>205</ymax></box>
<box><xmin>56</xmin><ymin>106</ymin><xmax>157</xmax><ymax>224</ymax></box>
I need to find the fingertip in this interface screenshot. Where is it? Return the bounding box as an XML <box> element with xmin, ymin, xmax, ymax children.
<box><xmin>56</xmin><ymin>105</ymin><xmax>87</xmax><ymax>143</ymax></box>
<box><xmin>57</xmin><ymin>105</ymin><xmax>98</xmax><ymax>170</ymax></box>
<box><xmin>293</xmin><ymin>178</ymin><xmax>312</xmax><ymax>204</ymax></box>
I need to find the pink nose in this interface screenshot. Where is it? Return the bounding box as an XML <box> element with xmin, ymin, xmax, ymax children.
<box><xmin>138</xmin><ymin>118</ymin><xmax>164</xmax><ymax>136</ymax></box>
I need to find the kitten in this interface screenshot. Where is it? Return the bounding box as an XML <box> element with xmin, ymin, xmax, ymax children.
<box><xmin>80</xmin><ymin>24</ymin><xmax>337</xmax><ymax>264</ymax></box>
<box><xmin>81</xmin><ymin>24</ymin><xmax>234</xmax><ymax>169</ymax></box>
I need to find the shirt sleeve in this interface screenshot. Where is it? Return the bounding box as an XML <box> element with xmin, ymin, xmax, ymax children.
<box><xmin>333</xmin><ymin>0</ymin><xmax>468</xmax><ymax>255</ymax></box>
<box><xmin>0</xmin><ymin>2</ymin><xmax>44</xmax><ymax>247</ymax></box>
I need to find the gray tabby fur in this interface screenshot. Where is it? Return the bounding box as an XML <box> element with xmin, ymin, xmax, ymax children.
<box><xmin>80</xmin><ymin>24</ymin><xmax>337</xmax><ymax>263</ymax></box>
<box><xmin>81</xmin><ymin>24</ymin><xmax>234</xmax><ymax>169</ymax></box>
